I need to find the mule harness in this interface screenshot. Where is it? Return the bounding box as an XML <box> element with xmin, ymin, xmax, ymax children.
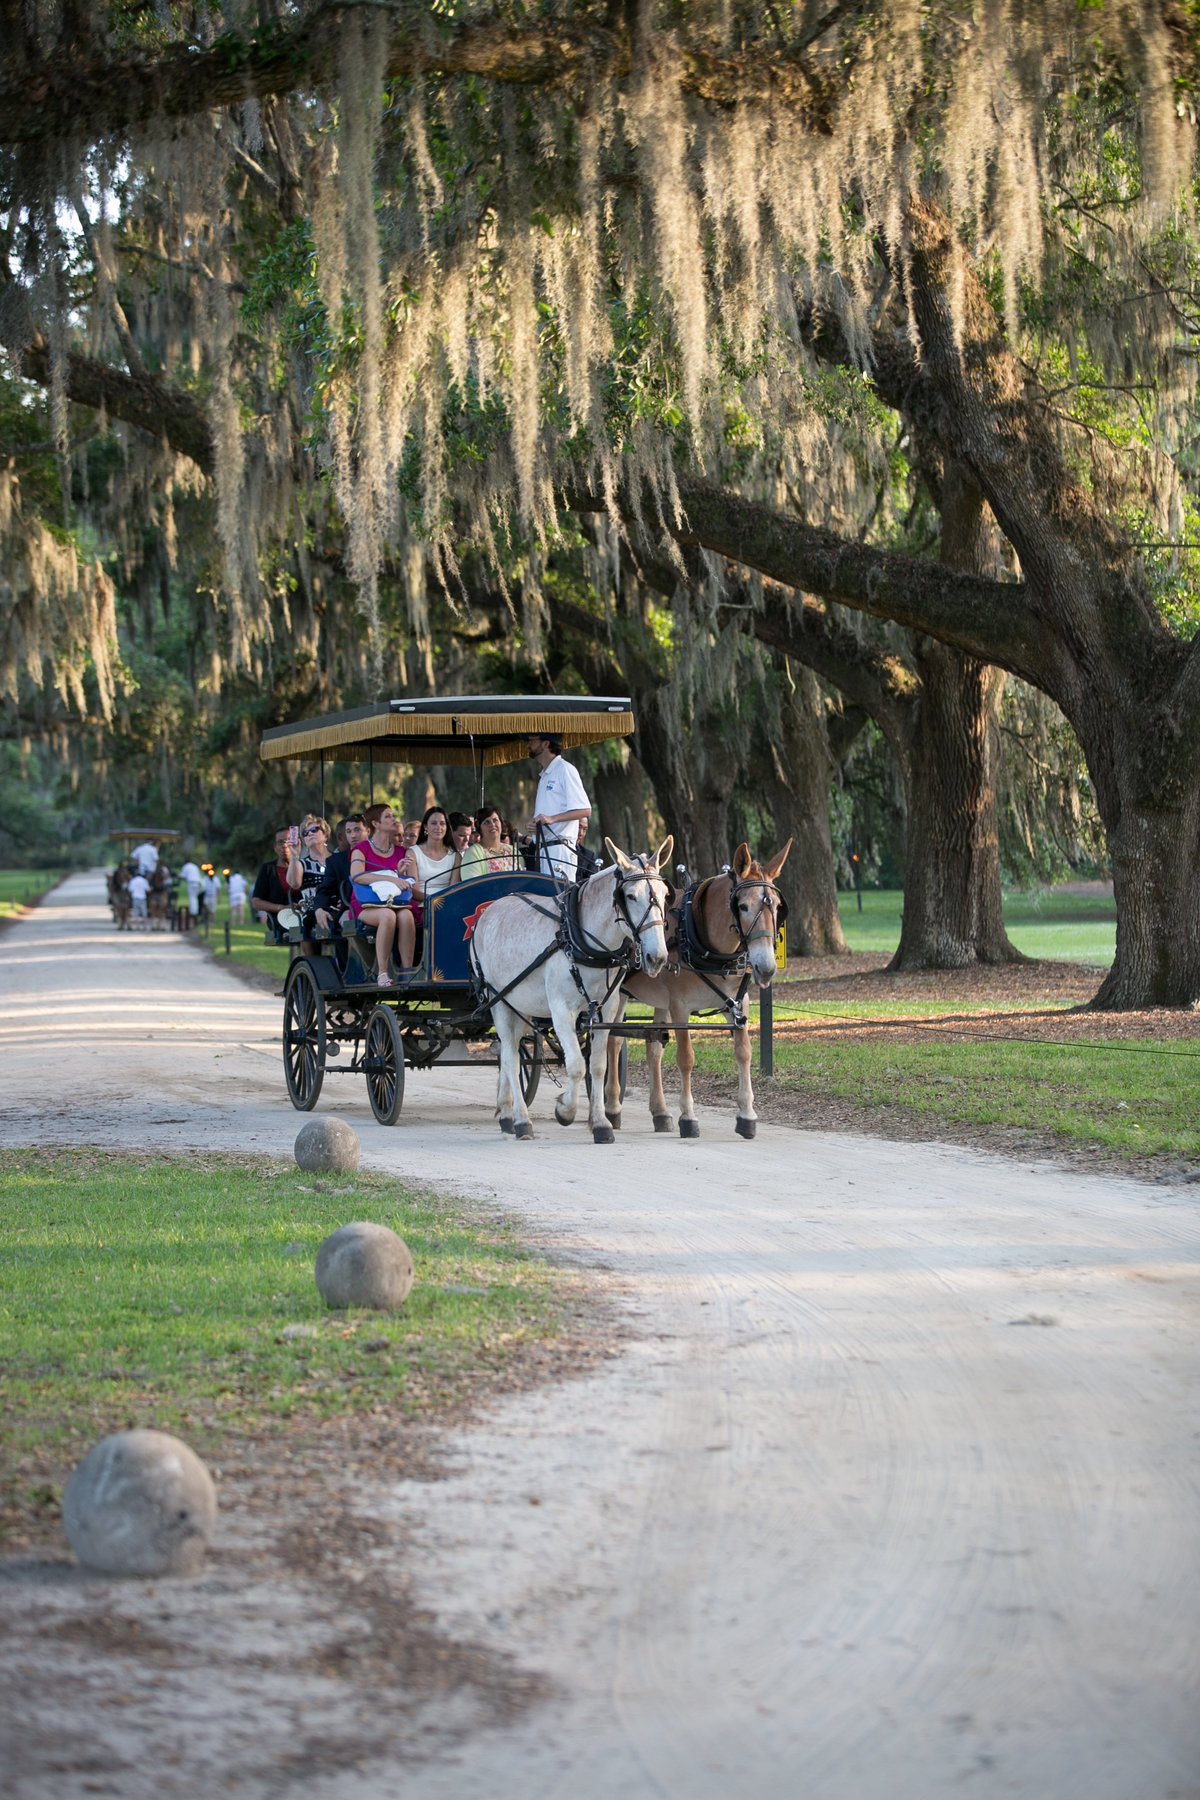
<box><xmin>470</xmin><ymin>860</ymin><xmax>668</xmax><ymax>1033</ymax></box>
<box><xmin>659</xmin><ymin>871</ymin><xmax>785</xmax><ymax>1030</ymax></box>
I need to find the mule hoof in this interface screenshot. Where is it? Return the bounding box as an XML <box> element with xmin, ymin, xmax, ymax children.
<box><xmin>605</xmin><ymin>1110</ymin><xmax>621</xmax><ymax>1130</ymax></box>
<box><xmin>735</xmin><ymin>1116</ymin><xmax>757</xmax><ymax>1140</ymax></box>
<box><xmin>499</xmin><ymin>1117</ymin><xmax>515</xmax><ymax>1136</ymax></box>
<box><xmin>514</xmin><ymin>1120</ymin><xmax>535</xmax><ymax>1140</ymax></box>
<box><xmin>554</xmin><ymin>1106</ymin><xmax>574</xmax><ymax>1128</ymax></box>
<box><xmin>652</xmin><ymin>1115</ymin><xmax>672</xmax><ymax>1134</ymax></box>
<box><xmin>593</xmin><ymin>1125</ymin><xmax>616</xmax><ymax>1145</ymax></box>
<box><xmin>678</xmin><ymin>1118</ymin><xmax>700</xmax><ymax>1139</ymax></box>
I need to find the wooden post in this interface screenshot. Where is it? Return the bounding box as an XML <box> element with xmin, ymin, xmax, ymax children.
<box><xmin>225</xmin><ymin>919</ymin><xmax>232</xmax><ymax>956</ymax></box>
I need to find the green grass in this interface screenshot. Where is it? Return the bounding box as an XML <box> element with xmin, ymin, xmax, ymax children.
<box><xmin>0</xmin><ymin>868</ymin><xmax>62</xmax><ymax>923</ymax></box>
<box><xmin>836</xmin><ymin>886</ymin><xmax>1117</xmax><ymax>964</ymax></box>
<box><xmin>669</xmin><ymin>1022</ymin><xmax>1200</xmax><ymax>1160</ymax></box>
<box><xmin>0</xmin><ymin>1150</ymin><xmax>571</xmax><ymax>1492</ymax></box>
<box><xmin>198</xmin><ymin>905</ymin><xmax>292</xmax><ymax>982</ymax></box>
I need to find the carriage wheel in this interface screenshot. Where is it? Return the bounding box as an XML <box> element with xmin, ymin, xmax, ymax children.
<box><xmin>283</xmin><ymin>960</ymin><xmax>326</xmax><ymax>1111</ymax></box>
<box><xmin>364</xmin><ymin>1004</ymin><xmax>405</xmax><ymax>1126</ymax></box>
<box><xmin>618</xmin><ymin>1039</ymin><xmax>629</xmax><ymax>1103</ymax></box>
<box><xmin>518</xmin><ymin>1034</ymin><xmax>543</xmax><ymax>1105</ymax></box>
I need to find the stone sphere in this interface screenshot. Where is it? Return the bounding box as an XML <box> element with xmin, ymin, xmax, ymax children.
<box><xmin>315</xmin><ymin>1221</ymin><xmax>414</xmax><ymax>1311</ymax></box>
<box><xmin>294</xmin><ymin>1116</ymin><xmax>361</xmax><ymax>1174</ymax></box>
<box><xmin>63</xmin><ymin>1430</ymin><xmax>217</xmax><ymax>1578</ymax></box>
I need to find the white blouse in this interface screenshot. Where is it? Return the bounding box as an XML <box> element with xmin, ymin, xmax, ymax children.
<box><xmin>409</xmin><ymin>844</ymin><xmax>457</xmax><ymax>896</ymax></box>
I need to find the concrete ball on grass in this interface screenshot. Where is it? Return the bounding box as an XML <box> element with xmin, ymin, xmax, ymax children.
<box><xmin>294</xmin><ymin>1116</ymin><xmax>361</xmax><ymax>1174</ymax></box>
<box><xmin>315</xmin><ymin>1221</ymin><xmax>414</xmax><ymax>1311</ymax></box>
<box><xmin>63</xmin><ymin>1430</ymin><xmax>217</xmax><ymax>1577</ymax></box>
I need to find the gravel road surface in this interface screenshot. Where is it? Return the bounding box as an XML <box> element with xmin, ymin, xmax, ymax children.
<box><xmin>2</xmin><ymin>874</ymin><xmax>1197</xmax><ymax>1799</ymax></box>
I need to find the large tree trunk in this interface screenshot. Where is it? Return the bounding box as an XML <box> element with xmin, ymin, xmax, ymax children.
<box><xmin>591</xmin><ymin>746</ymin><xmax>664</xmax><ymax>856</ymax></box>
<box><xmin>1092</xmin><ymin>798</ymin><xmax>1200</xmax><ymax>1008</ymax></box>
<box><xmin>756</xmin><ymin>664</ymin><xmax>847</xmax><ymax>955</ymax></box>
<box><xmin>633</xmin><ymin>691</ymin><xmax>734</xmax><ymax>877</ymax></box>
<box><xmin>892</xmin><ymin>461</ymin><xmax>1024</xmax><ymax>969</ymax></box>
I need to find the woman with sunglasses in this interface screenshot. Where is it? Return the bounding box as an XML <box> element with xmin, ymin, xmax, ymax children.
<box><xmin>294</xmin><ymin>815</ymin><xmax>332</xmax><ymax>946</ymax></box>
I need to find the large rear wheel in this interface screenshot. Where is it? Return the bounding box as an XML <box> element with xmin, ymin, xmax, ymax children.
<box><xmin>364</xmin><ymin>1004</ymin><xmax>405</xmax><ymax>1125</ymax></box>
<box><xmin>518</xmin><ymin>1033</ymin><xmax>543</xmax><ymax>1105</ymax></box>
<box><xmin>283</xmin><ymin>960</ymin><xmax>326</xmax><ymax>1111</ymax></box>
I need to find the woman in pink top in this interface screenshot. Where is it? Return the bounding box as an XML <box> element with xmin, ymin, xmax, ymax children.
<box><xmin>349</xmin><ymin>803</ymin><xmax>416</xmax><ymax>986</ymax></box>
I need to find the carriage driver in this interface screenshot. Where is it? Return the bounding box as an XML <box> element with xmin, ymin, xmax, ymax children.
<box><xmin>527</xmin><ymin>733</ymin><xmax>592</xmax><ymax>883</ymax></box>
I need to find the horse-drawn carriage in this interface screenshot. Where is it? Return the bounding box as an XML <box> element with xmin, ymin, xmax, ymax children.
<box><xmin>106</xmin><ymin>828</ymin><xmax>181</xmax><ymax>930</ymax></box>
<box><xmin>260</xmin><ymin>695</ymin><xmax>790</xmax><ymax>1138</ymax></box>
<box><xmin>259</xmin><ymin>696</ymin><xmax>635</xmax><ymax>1125</ymax></box>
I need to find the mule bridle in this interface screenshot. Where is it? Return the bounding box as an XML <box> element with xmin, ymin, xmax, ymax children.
<box><xmin>727</xmin><ymin>873</ymin><xmax>784</xmax><ymax>955</ymax></box>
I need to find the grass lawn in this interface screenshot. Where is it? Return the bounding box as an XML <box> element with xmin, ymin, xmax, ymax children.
<box><xmin>195</xmin><ymin>906</ymin><xmax>292</xmax><ymax>983</ymax></box>
<box><xmin>0</xmin><ymin>1150</ymin><xmax>574</xmax><ymax>1529</ymax></box>
<box><xmin>836</xmin><ymin>887</ymin><xmax>1117</xmax><ymax>964</ymax></box>
<box><xmin>0</xmin><ymin>868</ymin><xmax>63</xmax><ymax>923</ymax></box>
<box><xmin>647</xmin><ymin>1009</ymin><xmax>1200</xmax><ymax>1160</ymax></box>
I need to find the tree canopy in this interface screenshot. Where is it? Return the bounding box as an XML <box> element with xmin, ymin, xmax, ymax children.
<box><xmin>3</xmin><ymin>0</ymin><xmax>1200</xmax><ymax>1001</ymax></box>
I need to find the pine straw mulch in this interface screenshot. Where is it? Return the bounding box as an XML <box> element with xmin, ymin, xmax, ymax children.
<box><xmin>772</xmin><ymin>953</ymin><xmax>1200</xmax><ymax>1043</ymax></box>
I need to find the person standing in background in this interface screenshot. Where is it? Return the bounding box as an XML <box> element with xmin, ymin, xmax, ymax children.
<box><xmin>179</xmin><ymin>853</ymin><xmax>202</xmax><ymax>926</ymax></box>
<box><xmin>227</xmin><ymin>870</ymin><xmax>248</xmax><ymax>924</ymax></box>
<box><xmin>202</xmin><ymin>867</ymin><xmax>222</xmax><ymax>917</ymax></box>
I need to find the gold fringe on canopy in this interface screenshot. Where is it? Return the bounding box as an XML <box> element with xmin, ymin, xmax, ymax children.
<box><xmin>260</xmin><ymin>697</ymin><xmax>635</xmax><ymax>765</ymax></box>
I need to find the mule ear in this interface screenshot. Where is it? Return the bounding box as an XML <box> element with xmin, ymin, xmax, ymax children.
<box><xmin>651</xmin><ymin>835</ymin><xmax>674</xmax><ymax>873</ymax></box>
<box><xmin>604</xmin><ymin>837</ymin><xmax>633</xmax><ymax>872</ymax></box>
<box><xmin>733</xmin><ymin>842</ymin><xmax>753</xmax><ymax>879</ymax></box>
<box><xmin>763</xmin><ymin>838</ymin><xmax>793</xmax><ymax>880</ymax></box>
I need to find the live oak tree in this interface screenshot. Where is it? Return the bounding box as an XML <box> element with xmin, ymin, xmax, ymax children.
<box><xmin>2</xmin><ymin>0</ymin><xmax>1199</xmax><ymax>1002</ymax></box>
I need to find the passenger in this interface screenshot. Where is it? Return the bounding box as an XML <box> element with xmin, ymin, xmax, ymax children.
<box><xmin>404</xmin><ymin>805</ymin><xmax>461</xmax><ymax>901</ymax></box>
<box><xmin>251</xmin><ymin>827</ymin><xmax>303</xmax><ymax>926</ymax></box>
<box><xmin>131</xmin><ymin>838</ymin><xmax>159</xmax><ymax>877</ymax></box>
<box><xmin>349</xmin><ymin>803</ymin><xmax>415</xmax><ymax>987</ymax></box>
<box><xmin>313</xmin><ymin>815</ymin><xmax>366</xmax><ymax>933</ymax></box>
<box><xmin>402</xmin><ymin>819</ymin><xmax>421</xmax><ymax>850</ymax></box>
<box><xmin>227</xmin><ymin>870</ymin><xmax>248</xmax><ymax>925</ymax></box>
<box><xmin>460</xmin><ymin>805</ymin><xmax>521</xmax><ymax>879</ymax></box>
<box><xmin>295</xmin><ymin>815</ymin><xmax>330</xmax><ymax>926</ymax></box>
<box><xmin>448</xmin><ymin>810</ymin><xmax>474</xmax><ymax>856</ymax></box>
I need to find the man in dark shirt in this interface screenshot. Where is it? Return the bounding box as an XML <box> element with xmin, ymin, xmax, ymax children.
<box><xmin>251</xmin><ymin>827</ymin><xmax>301</xmax><ymax>922</ymax></box>
<box><xmin>314</xmin><ymin>815</ymin><xmax>367</xmax><ymax>931</ymax></box>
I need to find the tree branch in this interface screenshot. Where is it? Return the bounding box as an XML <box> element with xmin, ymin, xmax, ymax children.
<box><xmin>0</xmin><ymin>5</ymin><xmax>833</xmax><ymax>152</ymax></box>
<box><xmin>563</xmin><ymin>475</ymin><xmax>1062</xmax><ymax>693</ymax></box>
<box><xmin>16</xmin><ymin>336</ymin><xmax>215</xmax><ymax>475</ymax></box>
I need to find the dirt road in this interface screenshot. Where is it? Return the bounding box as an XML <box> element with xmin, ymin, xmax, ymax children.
<box><xmin>2</xmin><ymin>875</ymin><xmax>1197</xmax><ymax>1799</ymax></box>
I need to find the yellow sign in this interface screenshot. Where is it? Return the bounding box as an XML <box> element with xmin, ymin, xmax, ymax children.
<box><xmin>775</xmin><ymin>924</ymin><xmax>787</xmax><ymax>971</ymax></box>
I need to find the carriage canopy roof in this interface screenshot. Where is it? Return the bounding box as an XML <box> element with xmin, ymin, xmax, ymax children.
<box><xmin>260</xmin><ymin>696</ymin><xmax>635</xmax><ymax>768</ymax></box>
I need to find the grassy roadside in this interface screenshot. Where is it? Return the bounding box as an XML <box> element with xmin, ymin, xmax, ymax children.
<box><xmin>193</xmin><ymin>909</ymin><xmax>292</xmax><ymax>983</ymax></box>
<box><xmin>651</xmin><ymin>1007</ymin><xmax>1200</xmax><ymax>1163</ymax></box>
<box><xmin>0</xmin><ymin>1149</ymin><xmax>588</xmax><ymax>1542</ymax></box>
<box><xmin>0</xmin><ymin>868</ymin><xmax>63</xmax><ymax>926</ymax></box>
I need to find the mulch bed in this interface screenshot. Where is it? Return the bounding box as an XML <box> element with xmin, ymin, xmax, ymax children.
<box><xmin>773</xmin><ymin>955</ymin><xmax>1200</xmax><ymax>1043</ymax></box>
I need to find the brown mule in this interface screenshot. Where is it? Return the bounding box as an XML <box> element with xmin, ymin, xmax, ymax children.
<box><xmin>607</xmin><ymin>841</ymin><xmax>791</xmax><ymax>1139</ymax></box>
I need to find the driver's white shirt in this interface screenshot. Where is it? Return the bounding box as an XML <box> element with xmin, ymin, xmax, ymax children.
<box><xmin>534</xmin><ymin>755</ymin><xmax>590</xmax><ymax>847</ymax></box>
<box><xmin>132</xmin><ymin>841</ymin><xmax>158</xmax><ymax>874</ymax></box>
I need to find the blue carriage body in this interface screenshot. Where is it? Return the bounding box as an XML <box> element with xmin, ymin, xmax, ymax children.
<box><xmin>422</xmin><ymin>871</ymin><xmax>558</xmax><ymax>986</ymax></box>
